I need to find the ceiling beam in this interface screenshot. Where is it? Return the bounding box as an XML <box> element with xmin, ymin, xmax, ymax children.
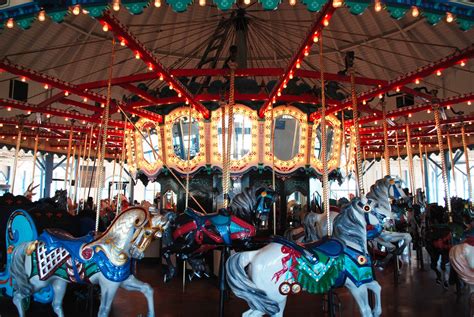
<box><xmin>259</xmin><ymin>1</ymin><xmax>337</xmax><ymax>118</ymax></box>
<box><xmin>99</xmin><ymin>11</ymin><xmax>210</xmax><ymax>119</ymax></box>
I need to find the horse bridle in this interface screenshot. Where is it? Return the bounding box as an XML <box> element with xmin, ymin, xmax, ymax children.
<box><xmin>356</xmin><ymin>199</ymin><xmax>386</xmax><ymax>226</ymax></box>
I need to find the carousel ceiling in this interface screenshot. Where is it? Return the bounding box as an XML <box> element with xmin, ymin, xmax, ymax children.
<box><xmin>0</xmin><ymin>0</ymin><xmax>472</xmax><ymax>161</ymax></box>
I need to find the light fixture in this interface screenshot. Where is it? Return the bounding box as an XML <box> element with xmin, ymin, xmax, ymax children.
<box><xmin>289</xmin><ymin>0</ymin><xmax>296</xmax><ymax>6</ymax></box>
<box><xmin>374</xmin><ymin>0</ymin><xmax>382</xmax><ymax>12</ymax></box>
<box><xmin>313</xmin><ymin>33</ymin><xmax>319</xmax><ymax>43</ymax></box>
<box><xmin>120</xmin><ymin>39</ymin><xmax>126</xmax><ymax>46</ymax></box>
<box><xmin>244</xmin><ymin>0</ymin><xmax>251</xmax><ymax>5</ymax></box>
<box><xmin>446</xmin><ymin>12</ymin><xmax>454</xmax><ymax>23</ymax></box>
<box><xmin>102</xmin><ymin>23</ymin><xmax>109</xmax><ymax>32</ymax></box>
<box><xmin>44</xmin><ymin>84</ymin><xmax>49</xmax><ymax>89</ymax></box>
<box><xmin>333</xmin><ymin>0</ymin><xmax>343</xmax><ymax>8</ymax></box>
<box><xmin>415</xmin><ymin>78</ymin><xmax>420</xmax><ymax>84</ymax></box>
<box><xmin>154</xmin><ymin>0</ymin><xmax>161</xmax><ymax>7</ymax></box>
<box><xmin>436</xmin><ymin>70</ymin><xmax>442</xmax><ymax>76</ymax></box>
<box><xmin>64</xmin><ymin>91</ymin><xmax>69</xmax><ymax>96</ymax></box>
<box><xmin>460</xmin><ymin>60</ymin><xmax>466</xmax><ymax>67</ymax></box>
<box><xmin>38</xmin><ymin>10</ymin><xmax>46</xmax><ymax>22</ymax></box>
<box><xmin>411</xmin><ymin>6</ymin><xmax>419</xmax><ymax>18</ymax></box>
<box><xmin>112</xmin><ymin>0</ymin><xmax>121</xmax><ymax>11</ymax></box>
<box><xmin>135</xmin><ymin>52</ymin><xmax>141</xmax><ymax>59</ymax></box>
<box><xmin>21</xmin><ymin>77</ymin><xmax>27</xmax><ymax>82</ymax></box>
<box><xmin>468</xmin><ymin>101</ymin><xmax>472</xmax><ymax>106</ymax></box>
<box><xmin>6</xmin><ymin>18</ymin><xmax>14</xmax><ymax>29</ymax></box>
<box><xmin>199</xmin><ymin>0</ymin><xmax>206</xmax><ymax>6</ymax></box>
<box><xmin>72</xmin><ymin>5</ymin><xmax>81</xmax><ymax>16</ymax></box>
<box><xmin>395</xmin><ymin>86</ymin><xmax>400</xmax><ymax>92</ymax></box>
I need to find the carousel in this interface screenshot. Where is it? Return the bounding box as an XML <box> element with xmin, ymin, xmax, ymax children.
<box><xmin>0</xmin><ymin>0</ymin><xmax>473</xmax><ymax>316</ymax></box>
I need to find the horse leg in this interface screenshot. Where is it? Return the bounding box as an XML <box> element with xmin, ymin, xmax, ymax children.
<box><xmin>12</xmin><ymin>291</ymin><xmax>26</xmax><ymax>317</ymax></box>
<box><xmin>120</xmin><ymin>274</ymin><xmax>155</xmax><ymax>317</ymax></box>
<box><xmin>345</xmin><ymin>279</ymin><xmax>372</xmax><ymax>317</ymax></box>
<box><xmin>51</xmin><ymin>279</ymin><xmax>68</xmax><ymax>317</ymax></box>
<box><xmin>440</xmin><ymin>251</ymin><xmax>449</xmax><ymax>289</ymax></box>
<box><xmin>365</xmin><ymin>280</ymin><xmax>382</xmax><ymax>317</ymax></box>
<box><xmin>242</xmin><ymin>309</ymin><xmax>264</xmax><ymax>317</ymax></box>
<box><xmin>97</xmin><ymin>280</ymin><xmax>120</xmax><ymax>317</ymax></box>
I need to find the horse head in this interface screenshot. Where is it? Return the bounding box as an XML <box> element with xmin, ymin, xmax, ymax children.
<box><xmin>253</xmin><ymin>187</ymin><xmax>277</xmax><ymax>224</ymax></box>
<box><xmin>130</xmin><ymin>213</ymin><xmax>170</xmax><ymax>259</ymax></box>
<box><xmin>366</xmin><ymin>176</ymin><xmax>406</xmax><ymax>221</ymax></box>
<box><xmin>81</xmin><ymin>207</ymin><xmax>149</xmax><ymax>266</ymax></box>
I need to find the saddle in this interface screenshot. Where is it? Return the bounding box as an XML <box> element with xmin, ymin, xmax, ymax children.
<box><xmin>184</xmin><ymin>208</ymin><xmax>233</xmax><ymax>244</ymax></box>
<box><xmin>272</xmin><ymin>236</ymin><xmax>343</xmax><ymax>263</ymax></box>
<box><xmin>39</xmin><ymin>229</ymin><xmax>94</xmax><ymax>261</ymax></box>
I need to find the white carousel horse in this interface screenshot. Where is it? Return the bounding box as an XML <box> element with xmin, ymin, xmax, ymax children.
<box><xmin>226</xmin><ymin>190</ymin><xmax>388</xmax><ymax>317</ymax></box>
<box><xmin>10</xmin><ymin>207</ymin><xmax>169</xmax><ymax>317</ymax></box>
<box><xmin>450</xmin><ymin>239</ymin><xmax>474</xmax><ymax>294</ymax></box>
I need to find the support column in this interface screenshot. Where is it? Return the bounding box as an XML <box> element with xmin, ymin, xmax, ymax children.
<box><xmin>43</xmin><ymin>153</ymin><xmax>54</xmax><ymax>198</ymax></box>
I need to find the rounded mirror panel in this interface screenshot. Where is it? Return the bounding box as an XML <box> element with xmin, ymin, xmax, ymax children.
<box><xmin>273</xmin><ymin>115</ymin><xmax>301</xmax><ymax>161</ymax></box>
<box><xmin>141</xmin><ymin>123</ymin><xmax>160</xmax><ymax>164</ymax></box>
<box><xmin>172</xmin><ymin>116</ymin><xmax>200</xmax><ymax>160</ymax></box>
<box><xmin>314</xmin><ymin>123</ymin><xmax>335</xmax><ymax>161</ymax></box>
<box><xmin>217</xmin><ymin>113</ymin><xmax>252</xmax><ymax>160</ymax></box>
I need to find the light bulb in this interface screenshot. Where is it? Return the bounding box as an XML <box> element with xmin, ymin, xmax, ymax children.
<box><xmin>64</xmin><ymin>91</ymin><xmax>69</xmax><ymax>96</ymax></box>
<box><xmin>411</xmin><ymin>6</ymin><xmax>419</xmax><ymax>18</ymax></box>
<box><xmin>135</xmin><ymin>52</ymin><xmax>141</xmax><ymax>59</ymax></box>
<box><xmin>44</xmin><ymin>84</ymin><xmax>49</xmax><ymax>89</ymax></box>
<box><xmin>199</xmin><ymin>0</ymin><xmax>206</xmax><ymax>6</ymax></box>
<box><xmin>6</xmin><ymin>18</ymin><xmax>14</xmax><ymax>29</ymax></box>
<box><xmin>460</xmin><ymin>60</ymin><xmax>466</xmax><ymax>67</ymax></box>
<box><xmin>244</xmin><ymin>0</ymin><xmax>251</xmax><ymax>5</ymax></box>
<box><xmin>323</xmin><ymin>18</ymin><xmax>329</xmax><ymax>26</ymax></box>
<box><xmin>21</xmin><ymin>77</ymin><xmax>26</xmax><ymax>82</ymax></box>
<box><xmin>289</xmin><ymin>0</ymin><xmax>296</xmax><ymax>6</ymax></box>
<box><xmin>374</xmin><ymin>0</ymin><xmax>382</xmax><ymax>12</ymax></box>
<box><xmin>395</xmin><ymin>86</ymin><xmax>400</xmax><ymax>92</ymax></box>
<box><xmin>154</xmin><ymin>0</ymin><xmax>161</xmax><ymax>7</ymax></box>
<box><xmin>112</xmin><ymin>0</ymin><xmax>121</xmax><ymax>11</ymax></box>
<box><xmin>415</xmin><ymin>78</ymin><xmax>420</xmax><ymax>84</ymax></box>
<box><xmin>38</xmin><ymin>10</ymin><xmax>46</xmax><ymax>22</ymax></box>
<box><xmin>313</xmin><ymin>33</ymin><xmax>319</xmax><ymax>43</ymax></box>
<box><xmin>333</xmin><ymin>0</ymin><xmax>343</xmax><ymax>8</ymax></box>
<box><xmin>72</xmin><ymin>5</ymin><xmax>81</xmax><ymax>16</ymax></box>
<box><xmin>436</xmin><ymin>70</ymin><xmax>442</xmax><ymax>76</ymax></box>
<box><xmin>102</xmin><ymin>23</ymin><xmax>109</xmax><ymax>32</ymax></box>
<box><xmin>120</xmin><ymin>39</ymin><xmax>126</xmax><ymax>46</ymax></box>
<box><xmin>446</xmin><ymin>12</ymin><xmax>454</xmax><ymax>23</ymax></box>
<box><xmin>468</xmin><ymin>101</ymin><xmax>472</xmax><ymax>106</ymax></box>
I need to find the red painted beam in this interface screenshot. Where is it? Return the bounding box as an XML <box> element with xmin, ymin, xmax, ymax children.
<box><xmin>358</xmin><ymin>93</ymin><xmax>473</xmax><ymax>126</ymax></box>
<box><xmin>78</xmin><ymin>68</ymin><xmax>384</xmax><ymax>91</ymax></box>
<box><xmin>259</xmin><ymin>2</ymin><xmax>337</xmax><ymax>118</ymax></box>
<box><xmin>0</xmin><ymin>59</ymin><xmax>114</xmax><ymax>108</ymax></box>
<box><xmin>361</xmin><ymin>126</ymin><xmax>474</xmax><ymax>142</ymax></box>
<box><xmin>360</xmin><ymin>114</ymin><xmax>474</xmax><ymax>135</ymax></box>
<box><xmin>100</xmin><ymin>11</ymin><xmax>210</xmax><ymax>119</ymax></box>
<box><xmin>333</xmin><ymin>45</ymin><xmax>474</xmax><ymax>117</ymax></box>
<box><xmin>0</xmin><ymin>98</ymin><xmax>126</xmax><ymax>129</ymax></box>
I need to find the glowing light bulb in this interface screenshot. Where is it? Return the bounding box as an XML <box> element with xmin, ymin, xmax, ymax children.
<box><xmin>154</xmin><ymin>0</ymin><xmax>161</xmax><ymax>7</ymax></box>
<box><xmin>159</xmin><ymin>74</ymin><xmax>164</xmax><ymax>81</ymax></box>
<box><xmin>72</xmin><ymin>5</ymin><xmax>81</xmax><ymax>16</ymax></box>
<box><xmin>436</xmin><ymin>70</ymin><xmax>442</xmax><ymax>76</ymax></box>
<box><xmin>82</xmin><ymin>120</ymin><xmax>86</xmax><ymax>124</ymax></box>
<box><xmin>135</xmin><ymin>52</ymin><xmax>141</xmax><ymax>59</ymax></box>
<box><xmin>83</xmin><ymin>97</ymin><xmax>88</xmax><ymax>102</ymax></box>
<box><xmin>120</xmin><ymin>39</ymin><xmax>126</xmax><ymax>46</ymax></box>
<box><xmin>362</xmin><ymin>100</ymin><xmax>366</xmax><ymax>105</ymax></box>
<box><xmin>244</xmin><ymin>0</ymin><xmax>251</xmax><ymax>5</ymax></box>
<box><xmin>411</xmin><ymin>6</ymin><xmax>419</xmax><ymax>18</ymax></box>
<box><xmin>374</xmin><ymin>0</ymin><xmax>382</xmax><ymax>12</ymax></box>
<box><xmin>447</xmin><ymin>105</ymin><xmax>451</xmax><ymax>109</ymax></box>
<box><xmin>46</xmin><ymin>114</ymin><xmax>51</xmax><ymax>118</ymax></box>
<box><xmin>148</xmin><ymin>63</ymin><xmax>154</xmax><ymax>71</ymax></box>
<box><xmin>460</xmin><ymin>60</ymin><xmax>466</xmax><ymax>67</ymax></box>
<box><xmin>468</xmin><ymin>101</ymin><xmax>472</xmax><ymax>106</ymax></box>
<box><xmin>199</xmin><ymin>0</ymin><xmax>206</xmax><ymax>6</ymax></box>
<box><xmin>289</xmin><ymin>73</ymin><xmax>294</xmax><ymax>79</ymax></box>
<box><xmin>101</xmin><ymin>103</ymin><xmax>105</xmax><ymax>108</ymax></box>
<box><xmin>395</xmin><ymin>86</ymin><xmax>400</xmax><ymax>92</ymax></box>
<box><xmin>6</xmin><ymin>18</ymin><xmax>14</xmax><ymax>29</ymax></box>
<box><xmin>44</xmin><ymin>84</ymin><xmax>49</xmax><ymax>89</ymax></box>
<box><xmin>333</xmin><ymin>0</ymin><xmax>343</xmax><ymax>8</ymax></box>
<box><xmin>112</xmin><ymin>0</ymin><xmax>121</xmax><ymax>11</ymax></box>
<box><xmin>323</xmin><ymin>18</ymin><xmax>329</xmax><ymax>27</ymax></box>
<box><xmin>21</xmin><ymin>77</ymin><xmax>26</xmax><ymax>82</ymax></box>
<box><xmin>296</xmin><ymin>61</ymin><xmax>301</xmax><ymax>69</ymax></box>
<box><xmin>415</xmin><ymin>78</ymin><xmax>420</xmax><ymax>84</ymax></box>
<box><xmin>64</xmin><ymin>91</ymin><xmax>69</xmax><ymax>96</ymax></box>
<box><xmin>289</xmin><ymin>0</ymin><xmax>296</xmax><ymax>6</ymax></box>
<box><xmin>38</xmin><ymin>10</ymin><xmax>46</xmax><ymax>22</ymax></box>
<box><xmin>446</xmin><ymin>12</ymin><xmax>454</xmax><ymax>23</ymax></box>
<box><xmin>427</xmin><ymin>109</ymin><xmax>431</xmax><ymax>114</ymax></box>
<box><xmin>408</xmin><ymin>113</ymin><xmax>412</xmax><ymax>118</ymax></box>
<box><xmin>313</xmin><ymin>33</ymin><xmax>319</xmax><ymax>43</ymax></box>
<box><xmin>102</xmin><ymin>23</ymin><xmax>109</xmax><ymax>32</ymax></box>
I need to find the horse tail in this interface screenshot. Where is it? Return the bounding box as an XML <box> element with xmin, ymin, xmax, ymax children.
<box><xmin>11</xmin><ymin>242</ymin><xmax>33</xmax><ymax>297</ymax></box>
<box><xmin>226</xmin><ymin>251</ymin><xmax>280</xmax><ymax>315</ymax></box>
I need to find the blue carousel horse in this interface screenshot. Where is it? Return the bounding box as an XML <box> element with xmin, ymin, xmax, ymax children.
<box><xmin>0</xmin><ymin>209</ymin><xmax>53</xmax><ymax>303</ymax></box>
<box><xmin>9</xmin><ymin>207</ymin><xmax>169</xmax><ymax>317</ymax></box>
<box><xmin>161</xmin><ymin>186</ymin><xmax>277</xmax><ymax>281</ymax></box>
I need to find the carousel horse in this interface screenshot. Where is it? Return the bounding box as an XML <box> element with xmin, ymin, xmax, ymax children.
<box><xmin>161</xmin><ymin>186</ymin><xmax>276</xmax><ymax>281</ymax></box>
<box><xmin>283</xmin><ymin>211</ymin><xmax>319</xmax><ymax>243</ymax></box>
<box><xmin>425</xmin><ymin>197</ymin><xmax>472</xmax><ymax>288</ymax></box>
<box><xmin>226</xmin><ymin>191</ymin><xmax>388</xmax><ymax>317</ymax></box>
<box><xmin>449</xmin><ymin>230</ymin><xmax>474</xmax><ymax>295</ymax></box>
<box><xmin>9</xmin><ymin>207</ymin><xmax>169</xmax><ymax>317</ymax></box>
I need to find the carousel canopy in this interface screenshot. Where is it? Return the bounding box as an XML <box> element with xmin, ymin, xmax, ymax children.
<box><xmin>0</xmin><ymin>0</ymin><xmax>472</xmax><ymax>161</ymax></box>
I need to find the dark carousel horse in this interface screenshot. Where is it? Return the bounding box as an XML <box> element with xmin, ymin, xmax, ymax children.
<box><xmin>161</xmin><ymin>186</ymin><xmax>276</xmax><ymax>281</ymax></box>
<box><xmin>424</xmin><ymin>197</ymin><xmax>471</xmax><ymax>288</ymax></box>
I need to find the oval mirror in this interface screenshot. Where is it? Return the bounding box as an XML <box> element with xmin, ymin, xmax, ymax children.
<box><xmin>217</xmin><ymin>113</ymin><xmax>253</xmax><ymax>160</ymax></box>
<box><xmin>273</xmin><ymin>115</ymin><xmax>301</xmax><ymax>161</ymax></box>
<box><xmin>172</xmin><ymin>116</ymin><xmax>200</xmax><ymax>160</ymax></box>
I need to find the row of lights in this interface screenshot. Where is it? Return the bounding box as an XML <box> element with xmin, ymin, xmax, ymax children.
<box><xmin>374</xmin><ymin>1</ymin><xmax>456</xmax><ymax>24</ymax></box>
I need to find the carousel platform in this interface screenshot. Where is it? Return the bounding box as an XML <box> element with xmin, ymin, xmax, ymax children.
<box><xmin>0</xmin><ymin>251</ymin><xmax>468</xmax><ymax>316</ymax></box>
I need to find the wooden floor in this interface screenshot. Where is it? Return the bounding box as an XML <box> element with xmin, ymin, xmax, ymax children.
<box><xmin>0</xmin><ymin>250</ymin><xmax>470</xmax><ymax>316</ymax></box>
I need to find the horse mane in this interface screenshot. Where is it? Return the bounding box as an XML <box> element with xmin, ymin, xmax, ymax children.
<box><xmin>333</xmin><ymin>199</ymin><xmax>366</xmax><ymax>253</ymax></box>
<box><xmin>365</xmin><ymin>176</ymin><xmax>392</xmax><ymax>216</ymax></box>
<box><xmin>229</xmin><ymin>185</ymin><xmax>263</xmax><ymax>223</ymax></box>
